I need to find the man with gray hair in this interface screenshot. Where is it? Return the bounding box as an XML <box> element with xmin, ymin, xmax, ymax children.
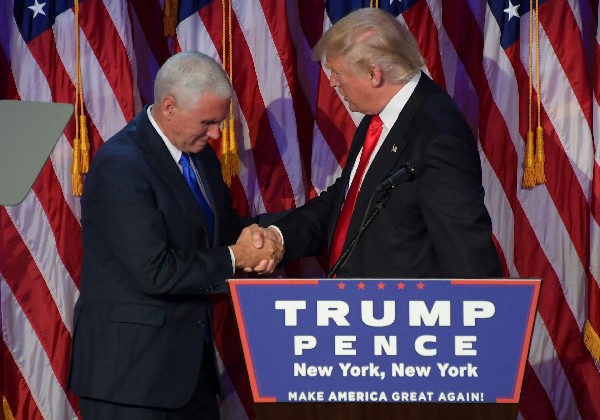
<box><xmin>260</xmin><ymin>8</ymin><xmax>501</xmax><ymax>280</ymax></box>
<box><xmin>68</xmin><ymin>51</ymin><xmax>282</xmax><ymax>419</ymax></box>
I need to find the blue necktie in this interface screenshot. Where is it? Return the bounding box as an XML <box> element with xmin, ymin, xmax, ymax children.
<box><xmin>179</xmin><ymin>153</ymin><xmax>214</xmax><ymax>241</ymax></box>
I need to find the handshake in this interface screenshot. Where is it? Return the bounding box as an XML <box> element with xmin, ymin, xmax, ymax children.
<box><xmin>230</xmin><ymin>224</ymin><xmax>284</xmax><ymax>275</ymax></box>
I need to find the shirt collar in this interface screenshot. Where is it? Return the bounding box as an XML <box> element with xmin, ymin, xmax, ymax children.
<box><xmin>147</xmin><ymin>105</ymin><xmax>182</xmax><ymax>164</ymax></box>
<box><xmin>378</xmin><ymin>71</ymin><xmax>421</xmax><ymax>130</ymax></box>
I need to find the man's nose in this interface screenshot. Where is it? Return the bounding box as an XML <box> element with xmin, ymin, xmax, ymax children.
<box><xmin>329</xmin><ymin>73</ymin><xmax>339</xmax><ymax>88</ymax></box>
<box><xmin>208</xmin><ymin>124</ymin><xmax>221</xmax><ymax>139</ymax></box>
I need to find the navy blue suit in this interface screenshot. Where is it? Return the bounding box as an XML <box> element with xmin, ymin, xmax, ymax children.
<box><xmin>68</xmin><ymin>106</ymin><xmax>254</xmax><ymax>409</ymax></box>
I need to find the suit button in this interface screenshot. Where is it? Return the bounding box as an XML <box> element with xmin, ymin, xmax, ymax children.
<box><xmin>197</xmin><ymin>320</ymin><xmax>205</xmax><ymax>328</ymax></box>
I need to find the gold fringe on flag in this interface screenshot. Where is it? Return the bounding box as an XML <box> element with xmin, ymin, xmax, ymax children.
<box><xmin>3</xmin><ymin>395</ymin><xmax>15</xmax><ymax>420</ymax></box>
<box><xmin>584</xmin><ymin>320</ymin><xmax>600</xmax><ymax>366</ymax></box>
<box><xmin>523</xmin><ymin>0</ymin><xmax>544</xmax><ymax>188</ymax></box>
<box><xmin>369</xmin><ymin>0</ymin><xmax>379</xmax><ymax>7</ymax></box>
<box><xmin>163</xmin><ymin>0</ymin><xmax>178</xmax><ymax>37</ymax></box>
<box><xmin>220</xmin><ymin>0</ymin><xmax>239</xmax><ymax>186</ymax></box>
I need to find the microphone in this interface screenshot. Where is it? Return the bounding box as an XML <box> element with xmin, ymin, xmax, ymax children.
<box><xmin>374</xmin><ymin>160</ymin><xmax>423</xmax><ymax>192</ymax></box>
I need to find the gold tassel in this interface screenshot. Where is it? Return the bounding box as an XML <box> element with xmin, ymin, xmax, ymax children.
<box><xmin>72</xmin><ymin>136</ymin><xmax>83</xmax><ymax>196</ymax></box>
<box><xmin>72</xmin><ymin>138</ymin><xmax>83</xmax><ymax>196</ymax></box>
<box><xmin>534</xmin><ymin>126</ymin><xmax>545</xmax><ymax>184</ymax></box>
<box><xmin>221</xmin><ymin>119</ymin><xmax>231</xmax><ymax>185</ymax></box>
<box><xmin>72</xmin><ymin>110</ymin><xmax>83</xmax><ymax>195</ymax></box>
<box><xmin>584</xmin><ymin>320</ymin><xmax>600</xmax><ymax>365</ymax></box>
<box><xmin>533</xmin><ymin>0</ymin><xmax>545</xmax><ymax>186</ymax></box>
<box><xmin>80</xmin><ymin>114</ymin><xmax>90</xmax><ymax>173</ymax></box>
<box><xmin>523</xmin><ymin>0</ymin><xmax>545</xmax><ymax>188</ymax></box>
<box><xmin>228</xmin><ymin>114</ymin><xmax>238</xmax><ymax>175</ymax></box>
<box><xmin>72</xmin><ymin>0</ymin><xmax>82</xmax><ymax>196</ymax></box>
<box><xmin>163</xmin><ymin>0</ymin><xmax>178</xmax><ymax>37</ymax></box>
<box><xmin>72</xmin><ymin>0</ymin><xmax>91</xmax><ymax>195</ymax></box>
<box><xmin>523</xmin><ymin>0</ymin><xmax>544</xmax><ymax>189</ymax></box>
<box><xmin>523</xmin><ymin>130</ymin><xmax>536</xmax><ymax>188</ymax></box>
<box><xmin>220</xmin><ymin>0</ymin><xmax>239</xmax><ymax>186</ymax></box>
<box><xmin>3</xmin><ymin>395</ymin><xmax>15</xmax><ymax>420</ymax></box>
<box><xmin>221</xmin><ymin>114</ymin><xmax>238</xmax><ymax>185</ymax></box>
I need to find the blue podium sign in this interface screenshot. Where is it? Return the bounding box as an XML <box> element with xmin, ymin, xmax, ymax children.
<box><xmin>228</xmin><ymin>278</ymin><xmax>540</xmax><ymax>404</ymax></box>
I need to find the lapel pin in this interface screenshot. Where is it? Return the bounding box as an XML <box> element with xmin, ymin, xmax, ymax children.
<box><xmin>392</xmin><ymin>145</ymin><xmax>398</xmax><ymax>153</ymax></box>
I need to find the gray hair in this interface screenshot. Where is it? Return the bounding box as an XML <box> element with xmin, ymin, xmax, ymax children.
<box><xmin>312</xmin><ymin>8</ymin><xmax>425</xmax><ymax>84</ymax></box>
<box><xmin>153</xmin><ymin>51</ymin><xmax>233</xmax><ymax>108</ymax></box>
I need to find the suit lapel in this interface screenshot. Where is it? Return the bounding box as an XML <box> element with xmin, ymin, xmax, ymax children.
<box><xmin>134</xmin><ymin>108</ymin><xmax>184</xmax><ymax>189</ymax></box>
<box><xmin>343</xmin><ymin>73</ymin><xmax>433</xmax><ymax>244</ymax></box>
<box><xmin>133</xmin><ymin>108</ymin><xmax>214</xmax><ymax>242</ymax></box>
<box><xmin>359</xmin><ymin>124</ymin><xmax>409</xmax><ymax>195</ymax></box>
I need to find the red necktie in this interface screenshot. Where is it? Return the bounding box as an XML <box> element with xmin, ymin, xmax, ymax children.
<box><xmin>329</xmin><ymin>115</ymin><xmax>383</xmax><ymax>270</ymax></box>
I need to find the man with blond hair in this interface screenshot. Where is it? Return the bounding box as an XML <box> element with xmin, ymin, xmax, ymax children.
<box><xmin>262</xmin><ymin>8</ymin><xmax>501</xmax><ymax>279</ymax></box>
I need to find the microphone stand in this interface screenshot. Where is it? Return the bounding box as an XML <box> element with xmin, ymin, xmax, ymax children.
<box><xmin>327</xmin><ymin>187</ymin><xmax>393</xmax><ymax>278</ymax></box>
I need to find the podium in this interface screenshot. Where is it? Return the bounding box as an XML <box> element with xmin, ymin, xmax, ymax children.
<box><xmin>228</xmin><ymin>278</ymin><xmax>540</xmax><ymax>419</ymax></box>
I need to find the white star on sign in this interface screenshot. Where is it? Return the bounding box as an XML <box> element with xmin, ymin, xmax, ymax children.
<box><xmin>503</xmin><ymin>1</ymin><xmax>520</xmax><ymax>21</ymax></box>
<box><xmin>28</xmin><ymin>0</ymin><xmax>47</xmax><ymax>18</ymax></box>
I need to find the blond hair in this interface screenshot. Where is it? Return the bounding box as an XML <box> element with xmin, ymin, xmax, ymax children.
<box><xmin>313</xmin><ymin>8</ymin><xmax>424</xmax><ymax>84</ymax></box>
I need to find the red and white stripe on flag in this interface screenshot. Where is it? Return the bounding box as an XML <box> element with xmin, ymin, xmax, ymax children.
<box><xmin>1</xmin><ymin>1</ymin><xmax>599</xmax><ymax>419</ymax></box>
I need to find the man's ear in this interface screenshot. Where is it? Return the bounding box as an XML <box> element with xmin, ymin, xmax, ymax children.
<box><xmin>160</xmin><ymin>95</ymin><xmax>176</xmax><ymax>120</ymax></box>
<box><xmin>370</xmin><ymin>65</ymin><xmax>385</xmax><ymax>88</ymax></box>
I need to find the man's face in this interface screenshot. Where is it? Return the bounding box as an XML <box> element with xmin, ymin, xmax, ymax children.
<box><xmin>326</xmin><ymin>54</ymin><xmax>373</xmax><ymax>114</ymax></box>
<box><xmin>167</xmin><ymin>92</ymin><xmax>229</xmax><ymax>154</ymax></box>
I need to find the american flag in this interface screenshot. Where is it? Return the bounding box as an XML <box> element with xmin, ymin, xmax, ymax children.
<box><xmin>1</xmin><ymin>0</ymin><xmax>599</xmax><ymax>419</ymax></box>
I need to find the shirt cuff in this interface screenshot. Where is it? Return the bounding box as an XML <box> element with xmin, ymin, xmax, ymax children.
<box><xmin>268</xmin><ymin>225</ymin><xmax>284</xmax><ymax>245</ymax></box>
<box><xmin>228</xmin><ymin>246</ymin><xmax>235</xmax><ymax>274</ymax></box>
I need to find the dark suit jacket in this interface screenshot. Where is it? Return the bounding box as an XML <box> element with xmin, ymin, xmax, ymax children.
<box><xmin>68</xmin><ymin>106</ymin><xmax>254</xmax><ymax>408</ymax></box>
<box><xmin>276</xmin><ymin>73</ymin><xmax>502</xmax><ymax>278</ymax></box>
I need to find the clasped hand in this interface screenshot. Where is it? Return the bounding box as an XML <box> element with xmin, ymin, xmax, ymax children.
<box><xmin>231</xmin><ymin>224</ymin><xmax>284</xmax><ymax>275</ymax></box>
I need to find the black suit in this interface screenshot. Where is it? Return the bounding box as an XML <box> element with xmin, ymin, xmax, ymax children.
<box><xmin>68</xmin><ymin>106</ymin><xmax>254</xmax><ymax>413</ymax></box>
<box><xmin>276</xmin><ymin>73</ymin><xmax>501</xmax><ymax>278</ymax></box>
